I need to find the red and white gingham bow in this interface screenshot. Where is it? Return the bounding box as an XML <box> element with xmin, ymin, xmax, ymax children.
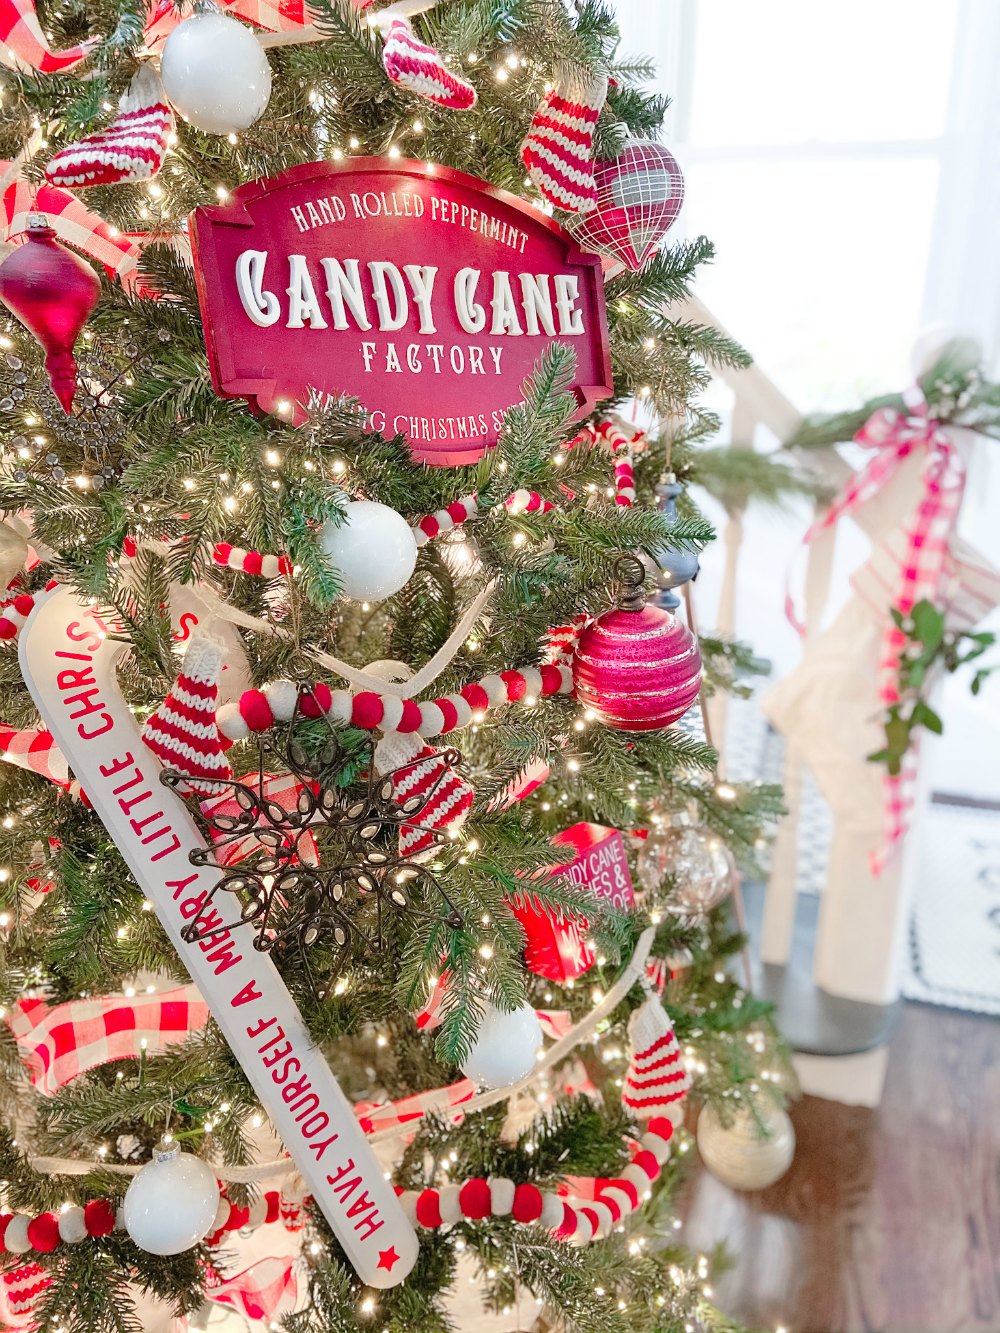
<box><xmin>791</xmin><ymin>397</ymin><xmax>966</xmax><ymax>872</ymax></box>
<box><xmin>1</xmin><ymin>175</ymin><xmax>143</xmax><ymax>286</ymax></box>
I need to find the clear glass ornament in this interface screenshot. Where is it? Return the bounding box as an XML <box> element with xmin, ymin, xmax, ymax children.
<box><xmin>637</xmin><ymin>811</ymin><xmax>735</xmax><ymax>916</ymax></box>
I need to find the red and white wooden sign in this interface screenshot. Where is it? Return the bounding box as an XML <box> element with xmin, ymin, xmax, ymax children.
<box><xmin>190</xmin><ymin>158</ymin><xmax>613</xmax><ymax>466</ymax></box>
<box><xmin>19</xmin><ymin>587</ymin><xmax>418</xmax><ymax>1288</ymax></box>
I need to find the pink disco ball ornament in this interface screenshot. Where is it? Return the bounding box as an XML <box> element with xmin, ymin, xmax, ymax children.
<box><xmin>566</xmin><ymin>139</ymin><xmax>684</xmax><ymax>272</ymax></box>
<box><xmin>573</xmin><ymin>557</ymin><xmax>702</xmax><ymax>731</ymax></box>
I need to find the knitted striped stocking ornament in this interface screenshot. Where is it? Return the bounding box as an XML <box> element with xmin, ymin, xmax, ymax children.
<box><xmin>374</xmin><ymin>731</ymin><xmax>474</xmax><ymax>861</ymax></box>
<box><xmin>520</xmin><ymin>63</ymin><xmax>608</xmax><ymax>213</ymax></box>
<box><xmin>622</xmin><ymin>993</ymin><xmax>691</xmax><ymax>1120</ymax></box>
<box><xmin>380</xmin><ymin>17</ymin><xmax>477</xmax><ymax>110</ymax></box>
<box><xmin>45</xmin><ymin>65</ymin><xmax>173</xmax><ymax>189</ymax></box>
<box><xmin>142</xmin><ymin>634</ymin><xmax>233</xmax><ymax>797</ymax></box>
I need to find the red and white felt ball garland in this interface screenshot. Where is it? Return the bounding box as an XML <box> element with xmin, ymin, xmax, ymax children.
<box><xmin>0</xmin><ymin>1186</ymin><xmax>302</xmax><ymax>1258</ymax></box>
<box><xmin>212</xmin><ymin>541</ymin><xmax>293</xmax><ymax>579</ymax></box>
<box><xmin>215</xmin><ymin>662</ymin><xmax>574</xmax><ymax>744</ymax></box>
<box><xmin>0</xmin><ymin>593</ymin><xmax>36</xmax><ymax>641</ymax></box>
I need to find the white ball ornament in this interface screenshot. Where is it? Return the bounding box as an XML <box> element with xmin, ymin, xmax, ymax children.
<box><xmin>160</xmin><ymin>13</ymin><xmax>272</xmax><ymax>135</ymax></box>
<box><xmin>122</xmin><ymin>1141</ymin><xmax>220</xmax><ymax>1255</ymax></box>
<box><xmin>318</xmin><ymin>500</ymin><xmax>418</xmax><ymax>602</ymax></box>
<box><xmin>460</xmin><ymin>1001</ymin><xmax>543</xmax><ymax>1089</ymax></box>
<box><xmin>696</xmin><ymin>1102</ymin><xmax>795</xmax><ymax>1191</ymax></box>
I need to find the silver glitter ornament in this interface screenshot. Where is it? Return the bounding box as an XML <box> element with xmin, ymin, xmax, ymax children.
<box><xmin>637</xmin><ymin>809</ymin><xmax>735</xmax><ymax>916</ymax></box>
<box><xmin>697</xmin><ymin>1102</ymin><xmax>795</xmax><ymax>1190</ymax></box>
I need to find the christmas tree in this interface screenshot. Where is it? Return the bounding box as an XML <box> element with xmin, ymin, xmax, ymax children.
<box><xmin>0</xmin><ymin>2</ymin><xmax>796</xmax><ymax>1329</ymax></box>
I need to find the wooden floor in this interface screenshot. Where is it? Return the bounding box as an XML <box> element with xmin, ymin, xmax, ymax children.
<box><xmin>678</xmin><ymin>1002</ymin><xmax>1000</xmax><ymax>1333</ymax></box>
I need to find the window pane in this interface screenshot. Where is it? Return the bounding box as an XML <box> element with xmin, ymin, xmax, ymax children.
<box><xmin>684</xmin><ymin>156</ymin><xmax>941</xmax><ymax>406</ymax></box>
<box><xmin>686</xmin><ymin>0</ymin><xmax>958</xmax><ymax>146</ymax></box>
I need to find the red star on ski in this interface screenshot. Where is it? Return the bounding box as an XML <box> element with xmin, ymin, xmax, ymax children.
<box><xmin>377</xmin><ymin>1246</ymin><xmax>400</xmax><ymax>1272</ymax></box>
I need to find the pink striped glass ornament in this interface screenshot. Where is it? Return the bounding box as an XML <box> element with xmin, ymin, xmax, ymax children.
<box><xmin>572</xmin><ymin>559</ymin><xmax>702</xmax><ymax>732</ymax></box>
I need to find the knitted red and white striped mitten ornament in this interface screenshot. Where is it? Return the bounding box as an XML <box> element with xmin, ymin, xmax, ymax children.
<box><xmin>622</xmin><ymin>993</ymin><xmax>691</xmax><ymax>1119</ymax></box>
<box><xmin>375</xmin><ymin>731</ymin><xmax>474</xmax><ymax>861</ymax></box>
<box><xmin>142</xmin><ymin>634</ymin><xmax>233</xmax><ymax>797</ymax></box>
<box><xmin>380</xmin><ymin>16</ymin><xmax>477</xmax><ymax>110</ymax></box>
<box><xmin>45</xmin><ymin>66</ymin><xmax>173</xmax><ymax>189</ymax></box>
<box><xmin>520</xmin><ymin>63</ymin><xmax>608</xmax><ymax>213</ymax></box>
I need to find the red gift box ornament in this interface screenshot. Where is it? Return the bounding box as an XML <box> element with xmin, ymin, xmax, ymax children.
<box><xmin>511</xmin><ymin>822</ymin><xmax>634</xmax><ymax>981</ymax></box>
<box><xmin>0</xmin><ymin>214</ymin><xmax>100</xmax><ymax>413</ymax></box>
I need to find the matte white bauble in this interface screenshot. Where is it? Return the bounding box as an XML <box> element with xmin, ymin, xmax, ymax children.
<box><xmin>318</xmin><ymin>500</ymin><xmax>418</xmax><ymax>601</ymax></box>
<box><xmin>696</xmin><ymin>1102</ymin><xmax>795</xmax><ymax>1191</ymax></box>
<box><xmin>460</xmin><ymin>1001</ymin><xmax>543</xmax><ymax>1089</ymax></box>
<box><xmin>160</xmin><ymin>13</ymin><xmax>272</xmax><ymax>135</ymax></box>
<box><xmin>122</xmin><ymin>1143</ymin><xmax>220</xmax><ymax>1255</ymax></box>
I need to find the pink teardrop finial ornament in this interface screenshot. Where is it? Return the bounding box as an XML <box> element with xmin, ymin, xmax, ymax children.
<box><xmin>0</xmin><ymin>214</ymin><xmax>101</xmax><ymax>413</ymax></box>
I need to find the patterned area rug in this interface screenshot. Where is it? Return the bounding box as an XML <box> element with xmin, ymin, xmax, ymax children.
<box><xmin>725</xmin><ymin>697</ymin><xmax>1000</xmax><ymax>1017</ymax></box>
<box><xmin>902</xmin><ymin>799</ymin><xmax>1000</xmax><ymax>1017</ymax></box>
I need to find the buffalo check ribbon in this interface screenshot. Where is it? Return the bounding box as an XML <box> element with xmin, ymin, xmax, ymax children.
<box><xmin>0</xmin><ymin>0</ymin><xmax>98</xmax><ymax>72</ymax></box>
<box><xmin>789</xmin><ymin>394</ymin><xmax>966</xmax><ymax>873</ymax></box>
<box><xmin>8</xmin><ymin>986</ymin><xmax>210</xmax><ymax>1095</ymax></box>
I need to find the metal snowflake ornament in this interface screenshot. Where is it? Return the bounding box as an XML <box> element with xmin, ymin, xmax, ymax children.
<box><xmin>161</xmin><ymin>684</ymin><xmax>465</xmax><ymax>997</ymax></box>
<box><xmin>0</xmin><ymin>323</ymin><xmax>160</xmax><ymax>488</ymax></box>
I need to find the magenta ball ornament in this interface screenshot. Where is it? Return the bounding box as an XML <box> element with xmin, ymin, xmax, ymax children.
<box><xmin>573</xmin><ymin>557</ymin><xmax>702</xmax><ymax>732</ymax></box>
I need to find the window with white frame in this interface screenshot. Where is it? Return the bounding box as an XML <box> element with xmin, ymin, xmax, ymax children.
<box><xmin>611</xmin><ymin>0</ymin><xmax>991</xmax><ymax>410</ymax></box>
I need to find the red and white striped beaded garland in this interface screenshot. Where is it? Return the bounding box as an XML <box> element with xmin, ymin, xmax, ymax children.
<box><xmin>397</xmin><ymin>1113</ymin><xmax>679</xmax><ymax>1245</ymax></box>
<box><xmin>205</xmin><ymin>424</ymin><xmax>643</xmax><ymax>577</ymax></box>
<box><xmin>0</xmin><ymin>592</ymin><xmax>36</xmax><ymax>642</ymax></box>
<box><xmin>0</xmin><ymin>1116</ymin><xmax>679</xmax><ymax>1258</ymax></box>
<box><xmin>412</xmin><ymin>496</ymin><xmax>480</xmax><ymax>548</ymax></box>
